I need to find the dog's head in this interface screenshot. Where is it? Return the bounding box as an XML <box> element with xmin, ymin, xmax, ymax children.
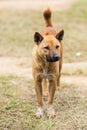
<box><xmin>34</xmin><ymin>30</ymin><xmax>64</xmax><ymax>62</ymax></box>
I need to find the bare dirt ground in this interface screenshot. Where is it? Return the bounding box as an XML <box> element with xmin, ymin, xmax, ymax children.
<box><xmin>0</xmin><ymin>0</ymin><xmax>76</xmax><ymax>11</ymax></box>
<box><xmin>0</xmin><ymin>56</ymin><xmax>87</xmax><ymax>77</ymax></box>
<box><xmin>0</xmin><ymin>57</ymin><xmax>87</xmax><ymax>87</ymax></box>
<box><xmin>0</xmin><ymin>57</ymin><xmax>32</xmax><ymax>77</ymax></box>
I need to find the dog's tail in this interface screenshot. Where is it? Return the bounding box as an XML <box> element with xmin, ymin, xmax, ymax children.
<box><xmin>43</xmin><ymin>8</ymin><xmax>52</xmax><ymax>27</ymax></box>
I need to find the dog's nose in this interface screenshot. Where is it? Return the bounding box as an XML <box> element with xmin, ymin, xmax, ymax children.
<box><xmin>53</xmin><ymin>55</ymin><xmax>59</xmax><ymax>61</ymax></box>
<box><xmin>53</xmin><ymin>52</ymin><xmax>60</xmax><ymax>61</ymax></box>
<box><xmin>46</xmin><ymin>52</ymin><xmax>60</xmax><ymax>62</ymax></box>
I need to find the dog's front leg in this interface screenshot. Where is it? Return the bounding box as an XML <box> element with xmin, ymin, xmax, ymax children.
<box><xmin>34</xmin><ymin>79</ymin><xmax>43</xmax><ymax>118</ymax></box>
<box><xmin>47</xmin><ymin>79</ymin><xmax>56</xmax><ymax>117</ymax></box>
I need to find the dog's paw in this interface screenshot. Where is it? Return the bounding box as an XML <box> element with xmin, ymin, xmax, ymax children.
<box><xmin>47</xmin><ymin>105</ymin><xmax>56</xmax><ymax>118</ymax></box>
<box><xmin>36</xmin><ymin>107</ymin><xmax>43</xmax><ymax>118</ymax></box>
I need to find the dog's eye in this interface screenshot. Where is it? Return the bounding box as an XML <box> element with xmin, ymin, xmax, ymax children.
<box><xmin>44</xmin><ymin>46</ymin><xmax>49</xmax><ymax>50</ymax></box>
<box><xmin>56</xmin><ymin>45</ymin><xmax>59</xmax><ymax>49</ymax></box>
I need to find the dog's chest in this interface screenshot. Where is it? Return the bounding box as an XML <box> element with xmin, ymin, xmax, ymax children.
<box><xmin>40</xmin><ymin>63</ymin><xmax>49</xmax><ymax>78</ymax></box>
<box><xmin>42</xmin><ymin>69</ymin><xmax>48</xmax><ymax>78</ymax></box>
<box><xmin>39</xmin><ymin>61</ymin><xmax>57</xmax><ymax>79</ymax></box>
<box><xmin>41</xmin><ymin>68</ymin><xmax>55</xmax><ymax>80</ymax></box>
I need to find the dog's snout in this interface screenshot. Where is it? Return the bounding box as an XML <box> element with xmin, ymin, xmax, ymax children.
<box><xmin>46</xmin><ymin>52</ymin><xmax>60</xmax><ymax>62</ymax></box>
<box><xmin>52</xmin><ymin>52</ymin><xmax>59</xmax><ymax>61</ymax></box>
<box><xmin>53</xmin><ymin>52</ymin><xmax>58</xmax><ymax>58</ymax></box>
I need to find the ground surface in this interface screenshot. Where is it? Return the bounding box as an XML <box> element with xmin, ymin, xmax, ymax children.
<box><xmin>0</xmin><ymin>75</ymin><xmax>87</xmax><ymax>130</ymax></box>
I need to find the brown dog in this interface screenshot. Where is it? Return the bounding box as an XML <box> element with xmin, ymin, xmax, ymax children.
<box><xmin>32</xmin><ymin>8</ymin><xmax>64</xmax><ymax>118</ymax></box>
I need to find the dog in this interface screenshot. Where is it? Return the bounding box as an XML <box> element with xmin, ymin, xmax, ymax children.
<box><xmin>32</xmin><ymin>8</ymin><xmax>64</xmax><ymax>118</ymax></box>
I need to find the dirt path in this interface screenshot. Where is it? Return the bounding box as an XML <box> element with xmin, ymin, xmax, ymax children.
<box><xmin>0</xmin><ymin>57</ymin><xmax>32</xmax><ymax>77</ymax></box>
<box><xmin>0</xmin><ymin>57</ymin><xmax>87</xmax><ymax>88</ymax></box>
<box><xmin>62</xmin><ymin>76</ymin><xmax>87</xmax><ymax>94</ymax></box>
<box><xmin>0</xmin><ymin>0</ymin><xmax>76</xmax><ymax>11</ymax></box>
<box><xmin>0</xmin><ymin>57</ymin><xmax>87</xmax><ymax>77</ymax></box>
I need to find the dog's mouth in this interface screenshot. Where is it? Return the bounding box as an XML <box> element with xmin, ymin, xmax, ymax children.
<box><xmin>46</xmin><ymin>55</ymin><xmax>60</xmax><ymax>62</ymax></box>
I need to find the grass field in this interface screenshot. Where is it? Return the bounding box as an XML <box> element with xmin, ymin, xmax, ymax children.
<box><xmin>0</xmin><ymin>0</ymin><xmax>87</xmax><ymax>130</ymax></box>
<box><xmin>0</xmin><ymin>0</ymin><xmax>87</xmax><ymax>62</ymax></box>
<box><xmin>0</xmin><ymin>75</ymin><xmax>87</xmax><ymax>130</ymax></box>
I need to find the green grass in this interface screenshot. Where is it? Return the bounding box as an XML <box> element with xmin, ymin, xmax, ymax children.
<box><xmin>0</xmin><ymin>0</ymin><xmax>87</xmax><ymax>62</ymax></box>
<box><xmin>0</xmin><ymin>75</ymin><xmax>87</xmax><ymax>130</ymax></box>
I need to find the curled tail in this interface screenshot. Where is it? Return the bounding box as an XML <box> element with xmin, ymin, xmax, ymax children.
<box><xmin>43</xmin><ymin>8</ymin><xmax>52</xmax><ymax>27</ymax></box>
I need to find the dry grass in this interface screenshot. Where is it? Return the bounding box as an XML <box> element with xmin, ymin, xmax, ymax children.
<box><xmin>62</xmin><ymin>62</ymin><xmax>87</xmax><ymax>75</ymax></box>
<box><xmin>0</xmin><ymin>75</ymin><xmax>87</xmax><ymax>130</ymax></box>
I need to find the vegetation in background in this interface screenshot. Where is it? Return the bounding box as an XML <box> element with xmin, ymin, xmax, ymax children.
<box><xmin>0</xmin><ymin>0</ymin><xmax>87</xmax><ymax>62</ymax></box>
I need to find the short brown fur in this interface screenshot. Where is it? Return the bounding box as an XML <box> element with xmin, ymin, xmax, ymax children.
<box><xmin>32</xmin><ymin>8</ymin><xmax>64</xmax><ymax>118</ymax></box>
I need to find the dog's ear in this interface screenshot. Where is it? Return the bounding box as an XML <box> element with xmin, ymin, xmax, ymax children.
<box><xmin>55</xmin><ymin>30</ymin><xmax>64</xmax><ymax>42</ymax></box>
<box><xmin>34</xmin><ymin>32</ymin><xmax>43</xmax><ymax>44</ymax></box>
